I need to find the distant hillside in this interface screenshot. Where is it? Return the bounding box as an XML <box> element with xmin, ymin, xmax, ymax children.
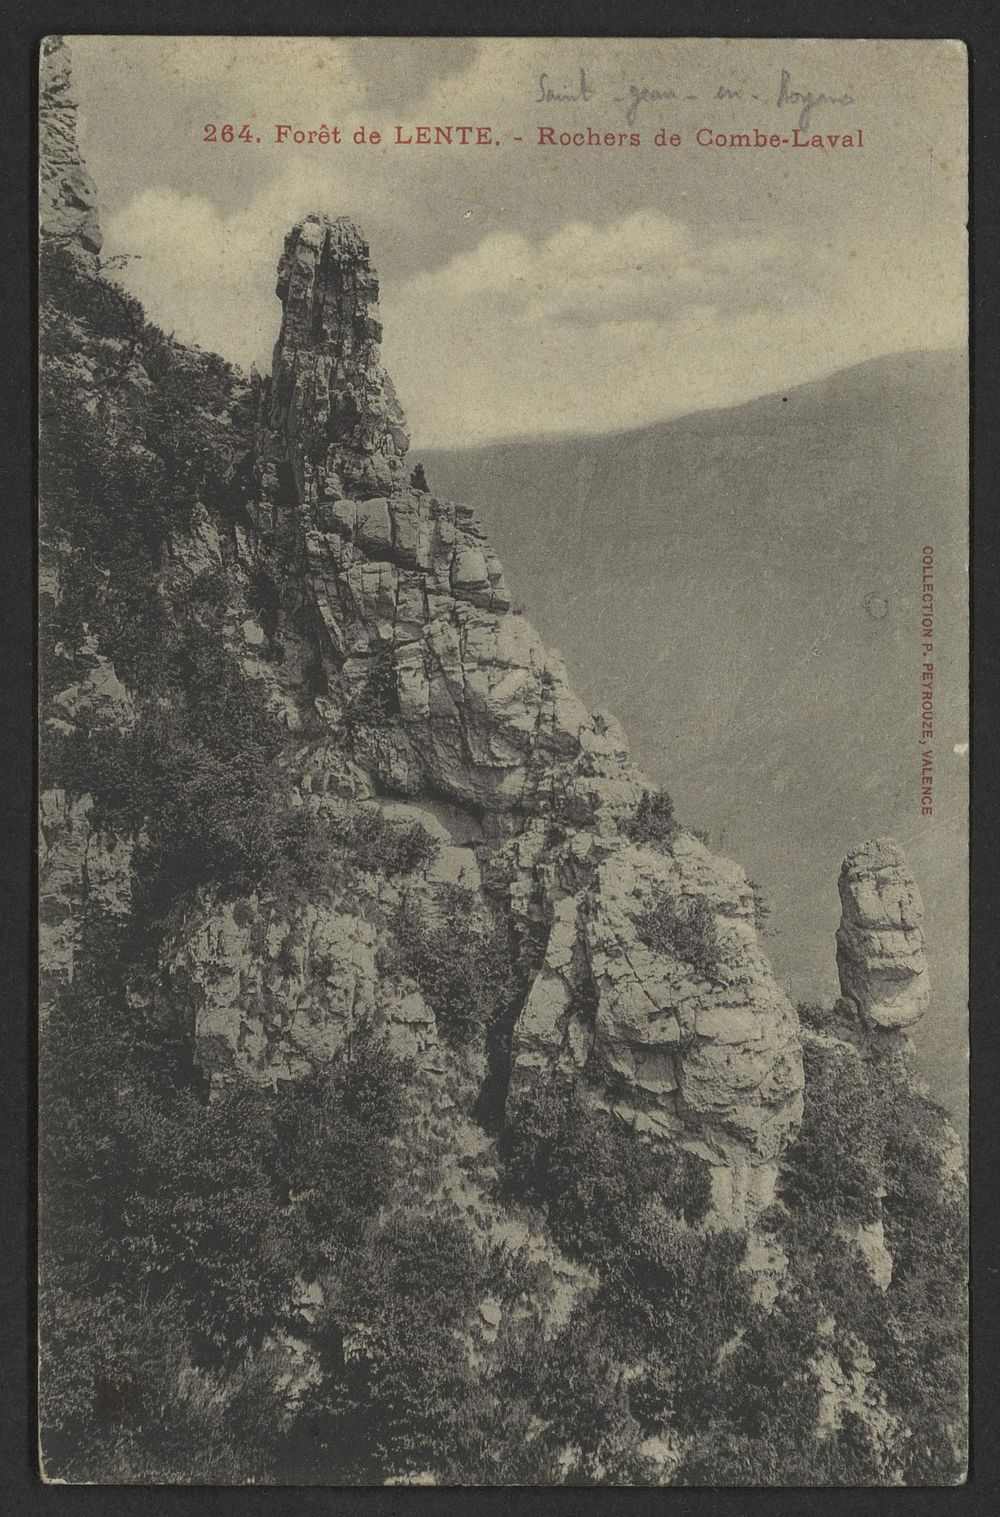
<box><xmin>424</xmin><ymin>351</ymin><xmax>969</xmax><ymax>1125</ymax></box>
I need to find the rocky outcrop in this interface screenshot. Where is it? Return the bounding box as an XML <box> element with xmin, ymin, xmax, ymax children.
<box><xmin>34</xmin><ymin>170</ymin><xmax>804</xmax><ymax>1227</ymax></box>
<box><xmin>170</xmin><ymin>890</ymin><xmax>442</xmax><ymax>1090</ymax></box>
<box><xmin>811</xmin><ymin>839</ymin><xmax>963</xmax><ymax>1296</ymax></box>
<box><xmin>34</xmin><ymin>64</ymin><xmax>805</xmax><ymax>1228</ymax></box>
<box><xmin>252</xmin><ymin>213</ymin><xmax>609</xmax><ymax>814</ymax></box>
<box><xmin>39</xmin><ymin>37</ymin><xmax>102</xmax><ymax>265</ymax></box>
<box><xmin>227</xmin><ymin>211</ymin><xmax>805</xmax><ymax>1225</ymax></box>
<box><xmin>508</xmin><ymin>828</ymin><xmax>802</xmax><ymax>1223</ymax></box>
<box><xmin>836</xmin><ymin>838</ymin><xmax>930</xmax><ymax>1030</ymax></box>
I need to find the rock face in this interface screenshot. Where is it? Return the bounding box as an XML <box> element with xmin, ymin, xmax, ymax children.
<box><xmin>34</xmin><ymin>170</ymin><xmax>805</xmax><ymax>1227</ymax></box>
<box><xmin>171</xmin><ymin>891</ymin><xmax>441</xmax><ymax>1090</ymax></box>
<box><xmin>37</xmin><ymin>55</ymin><xmax>253</xmax><ymax>1008</ymax></box>
<box><xmin>253</xmin><ymin>212</ymin><xmax>598</xmax><ymax>813</ymax></box>
<box><xmin>34</xmin><ymin>56</ymin><xmax>805</xmax><ymax>1227</ymax></box>
<box><xmin>232</xmin><ymin>211</ymin><xmax>805</xmax><ymax>1225</ymax></box>
<box><xmin>39</xmin><ymin>37</ymin><xmax>102</xmax><ymax>265</ymax></box>
<box><xmin>836</xmin><ymin>838</ymin><xmax>931</xmax><ymax>1030</ymax></box>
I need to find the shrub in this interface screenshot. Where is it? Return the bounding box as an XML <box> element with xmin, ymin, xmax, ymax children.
<box><xmin>40</xmin><ymin>243</ymin><xmax>145</xmax><ymax>345</ymax></box>
<box><xmin>39</xmin><ymin>241</ymin><xmax>251</xmax><ymax>704</ymax></box>
<box><xmin>41</xmin><ymin>926</ymin><xmax>297</xmax><ymax>1369</ymax></box>
<box><xmin>534</xmin><ymin>1312</ymin><xmax>650</xmax><ymax>1484</ymax></box>
<box><xmin>746</xmin><ymin>876</ymin><xmax>772</xmax><ymax>934</ymax></box>
<box><xmin>771</xmin><ymin>1032</ymin><xmax>968</xmax><ymax>1485</ymax></box>
<box><xmin>47</xmin><ymin>588</ymin><xmax>354</xmax><ymax>918</ymax></box>
<box><xmin>796</xmin><ymin>998</ymin><xmax>859</xmax><ymax>1037</ymax></box>
<box><xmin>383</xmin><ymin>886</ymin><xmax>514</xmax><ymax>1047</ymax></box>
<box><xmin>342</xmin><ymin>641</ymin><xmax>399</xmax><ymax>732</ymax></box>
<box><xmin>780</xmin><ymin>1037</ymin><xmax>884</xmax><ymax>1225</ymax></box>
<box><xmin>607</xmin><ymin>1225</ymin><xmax>754</xmax><ymax>1442</ymax></box>
<box><xmin>332</xmin><ymin>806</ymin><xmax>440</xmax><ymax>877</ymax></box>
<box><xmin>636</xmin><ymin>889</ymin><xmax>719</xmax><ymax>979</ymax></box>
<box><xmin>621</xmin><ymin>787</ymin><xmax>678</xmax><ymax>848</ymax></box>
<box><xmin>39</xmin><ymin>907</ymin><xmax>415</xmax><ymax>1475</ymax></box>
<box><xmin>271</xmin><ymin>1032</ymin><xmax>408</xmax><ymax>1276</ymax></box>
<box><xmin>288</xmin><ymin>1213</ymin><xmax>486</xmax><ymax>1482</ymax></box>
<box><xmin>500</xmin><ymin>1084</ymin><xmax>711</xmax><ymax>1264</ymax></box>
<box><xmin>38</xmin><ymin>1289</ymin><xmax>287</xmax><ymax>1483</ymax></box>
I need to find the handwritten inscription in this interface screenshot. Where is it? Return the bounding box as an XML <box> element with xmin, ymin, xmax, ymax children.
<box><xmin>533</xmin><ymin>66</ymin><xmax>858</xmax><ymax>130</ymax></box>
<box><xmin>776</xmin><ymin>68</ymin><xmax>856</xmax><ymax>130</ymax></box>
<box><xmin>536</xmin><ymin>69</ymin><xmax>594</xmax><ymax>104</ymax></box>
<box><xmin>620</xmin><ymin>84</ymin><xmax>680</xmax><ymax>129</ymax></box>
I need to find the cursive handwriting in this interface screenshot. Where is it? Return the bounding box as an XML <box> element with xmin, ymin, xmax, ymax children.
<box><xmin>536</xmin><ymin>69</ymin><xmax>594</xmax><ymax>105</ymax></box>
<box><xmin>776</xmin><ymin>67</ymin><xmax>855</xmax><ymax>130</ymax></box>
<box><xmin>620</xmin><ymin>82</ymin><xmax>679</xmax><ymax>128</ymax></box>
<box><xmin>530</xmin><ymin>66</ymin><xmax>860</xmax><ymax>131</ymax></box>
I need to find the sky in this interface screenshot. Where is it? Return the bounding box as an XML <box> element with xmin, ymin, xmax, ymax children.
<box><xmin>68</xmin><ymin>36</ymin><xmax>967</xmax><ymax>448</ymax></box>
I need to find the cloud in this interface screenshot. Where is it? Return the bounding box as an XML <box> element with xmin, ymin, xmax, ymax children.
<box><xmin>381</xmin><ymin>213</ymin><xmax>964</xmax><ymax>445</ymax></box>
<box><xmin>393</xmin><ymin>211</ymin><xmax>795</xmax><ymax>329</ymax></box>
<box><xmin>104</xmin><ymin>176</ymin><xmax>964</xmax><ymax>450</ymax></box>
<box><xmin>104</xmin><ymin>161</ymin><xmax>398</xmax><ymax>367</ymax></box>
<box><xmin>106</xmin><ymin>187</ymin><xmax>285</xmax><ymax>365</ymax></box>
<box><xmin>75</xmin><ymin>33</ymin><xmax>965</xmax><ymax>449</ymax></box>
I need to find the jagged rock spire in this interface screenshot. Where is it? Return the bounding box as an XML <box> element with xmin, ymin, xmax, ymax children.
<box><xmin>267</xmin><ymin>214</ymin><xmax>410</xmax><ymax>500</ymax></box>
<box><xmin>836</xmin><ymin>838</ymin><xmax>931</xmax><ymax>1029</ymax></box>
<box><xmin>242</xmin><ymin>210</ymin><xmax>806</xmax><ymax>1226</ymax></box>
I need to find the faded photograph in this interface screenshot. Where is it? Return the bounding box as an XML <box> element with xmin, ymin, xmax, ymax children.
<box><xmin>38</xmin><ymin>35</ymin><xmax>968</xmax><ymax>1485</ymax></box>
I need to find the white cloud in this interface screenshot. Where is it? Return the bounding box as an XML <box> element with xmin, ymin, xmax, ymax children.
<box><xmin>104</xmin><ymin>176</ymin><xmax>964</xmax><ymax>450</ymax></box>
<box><xmin>393</xmin><ymin>212</ymin><xmax>791</xmax><ymax>330</ymax></box>
<box><xmin>382</xmin><ymin>213</ymin><xmax>964</xmax><ymax>446</ymax></box>
<box><xmin>104</xmin><ymin>161</ymin><xmax>396</xmax><ymax>367</ymax></box>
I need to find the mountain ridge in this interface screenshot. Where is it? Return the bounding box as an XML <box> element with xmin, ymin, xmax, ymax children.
<box><xmin>414</xmin><ymin>347</ymin><xmax>963</xmax><ymax>453</ymax></box>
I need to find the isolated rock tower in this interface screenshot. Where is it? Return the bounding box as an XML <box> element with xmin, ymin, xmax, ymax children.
<box><xmin>836</xmin><ymin>837</ymin><xmax>931</xmax><ymax>1030</ymax></box>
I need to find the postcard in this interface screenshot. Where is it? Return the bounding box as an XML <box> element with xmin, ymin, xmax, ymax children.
<box><xmin>38</xmin><ymin>35</ymin><xmax>968</xmax><ymax>1485</ymax></box>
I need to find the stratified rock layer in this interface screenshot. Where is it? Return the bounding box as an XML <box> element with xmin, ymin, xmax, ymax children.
<box><xmin>836</xmin><ymin>838</ymin><xmax>931</xmax><ymax>1030</ymax></box>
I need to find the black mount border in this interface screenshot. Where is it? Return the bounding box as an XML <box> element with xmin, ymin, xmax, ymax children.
<box><xmin>3</xmin><ymin>3</ymin><xmax>996</xmax><ymax>1513</ymax></box>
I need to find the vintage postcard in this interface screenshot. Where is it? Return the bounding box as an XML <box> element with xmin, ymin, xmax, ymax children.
<box><xmin>38</xmin><ymin>36</ymin><xmax>968</xmax><ymax>1485</ymax></box>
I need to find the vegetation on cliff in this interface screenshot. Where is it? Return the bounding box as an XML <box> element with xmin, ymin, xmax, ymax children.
<box><xmin>38</xmin><ymin>156</ymin><xmax>966</xmax><ymax>1485</ymax></box>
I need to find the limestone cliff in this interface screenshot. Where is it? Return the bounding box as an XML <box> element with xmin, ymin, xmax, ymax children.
<box><xmin>37</xmin><ymin>55</ymin><xmax>804</xmax><ymax>1227</ymax></box>
<box><xmin>37</xmin><ymin>45</ymin><xmax>966</xmax><ymax>1486</ymax></box>
<box><xmin>177</xmin><ymin>209</ymin><xmax>804</xmax><ymax>1227</ymax></box>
